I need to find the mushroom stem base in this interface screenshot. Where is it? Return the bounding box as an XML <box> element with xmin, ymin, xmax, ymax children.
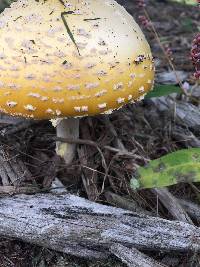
<box><xmin>56</xmin><ymin>118</ymin><xmax>79</xmax><ymax>165</ymax></box>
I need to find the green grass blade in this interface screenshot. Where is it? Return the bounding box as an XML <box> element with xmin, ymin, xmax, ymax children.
<box><xmin>61</xmin><ymin>12</ymin><xmax>81</xmax><ymax>56</ymax></box>
<box><xmin>130</xmin><ymin>148</ymin><xmax>200</xmax><ymax>190</ymax></box>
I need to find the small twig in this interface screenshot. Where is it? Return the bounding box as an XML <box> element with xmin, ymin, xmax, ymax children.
<box><xmin>52</xmin><ymin>136</ymin><xmax>107</xmax><ymax>171</ymax></box>
<box><xmin>105</xmin><ymin>191</ymin><xmax>151</xmax><ymax>215</ymax></box>
<box><xmin>104</xmin><ymin>116</ymin><xmax>125</xmax><ymax>150</ymax></box>
<box><xmin>79</xmin><ymin>165</ymin><xmax>121</xmax><ymax>181</ymax></box>
<box><xmin>100</xmin><ymin>153</ymin><xmax>117</xmax><ymax>194</ymax></box>
<box><xmin>152</xmin><ymin>188</ymin><xmax>193</xmax><ymax>224</ymax></box>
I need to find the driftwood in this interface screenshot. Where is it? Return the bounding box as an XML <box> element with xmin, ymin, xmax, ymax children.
<box><xmin>179</xmin><ymin>199</ymin><xmax>200</xmax><ymax>223</ymax></box>
<box><xmin>0</xmin><ymin>193</ymin><xmax>200</xmax><ymax>260</ymax></box>
<box><xmin>110</xmin><ymin>244</ymin><xmax>167</xmax><ymax>267</ymax></box>
<box><xmin>152</xmin><ymin>188</ymin><xmax>193</xmax><ymax>224</ymax></box>
<box><xmin>151</xmin><ymin>97</ymin><xmax>200</xmax><ymax>131</ymax></box>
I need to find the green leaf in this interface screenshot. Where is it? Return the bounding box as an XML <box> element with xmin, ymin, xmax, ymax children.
<box><xmin>130</xmin><ymin>148</ymin><xmax>200</xmax><ymax>190</ymax></box>
<box><xmin>145</xmin><ymin>84</ymin><xmax>182</xmax><ymax>99</ymax></box>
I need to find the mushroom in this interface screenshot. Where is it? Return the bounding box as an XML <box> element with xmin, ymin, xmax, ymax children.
<box><xmin>0</xmin><ymin>0</ymin><xmax>154</xmax><ymax>164</ymax></box>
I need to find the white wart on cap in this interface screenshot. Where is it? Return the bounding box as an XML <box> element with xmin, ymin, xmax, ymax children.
<box><xmin>0</xmin><ymin>0</ymin><xmax>154</xmax><ymax>119</ymax></box>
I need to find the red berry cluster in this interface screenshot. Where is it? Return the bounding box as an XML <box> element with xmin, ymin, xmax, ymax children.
<box><xmin>137</xmin><ymin>1</ymin><xmax>149</xmax><ymax>28</ymax></box>
<box><xmin>191</xmin><ymin>33</ymin><xmax>200</xmax><ymax>79</ymax></box>
<box><xmin>138</xmin><ymin>15</ymin><xmax>150</xmax><ymax>28</ymax></box>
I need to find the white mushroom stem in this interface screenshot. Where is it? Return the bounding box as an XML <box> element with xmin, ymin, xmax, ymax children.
<box><xmin>55</xmin><ymin>118</ymin><xmax>79</xmax><ymax>165</ymax></box>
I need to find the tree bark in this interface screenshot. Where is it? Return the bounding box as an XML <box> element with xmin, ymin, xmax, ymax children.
<box><xmin>0</xmin><ymin>193</ymin><xmax>199</xmax><ymax>259</ymax></box>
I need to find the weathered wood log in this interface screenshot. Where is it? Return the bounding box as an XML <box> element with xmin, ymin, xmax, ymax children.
<box><xmin>151</xmin><ymin>97</ymin><xmax>200</xmax><ymax>131</ymax></box>
<box><xmin>178</xmin><ymin>199</ymin><xmax>200</xmax><ymax>223</ymax></box>
<box><xmin>152</xmin><ymin>188</ymin><xmax>193</xmax><ymax>224</ymax></box>
<box><xmin>110</xmin><ymin>244</ymin><xmax>167</xmax><ymax>267</ymax></box>
<box><xmin>0</xmin><ymin>193</ymin><xmax>200</xmax><ymax>259</ymax></box>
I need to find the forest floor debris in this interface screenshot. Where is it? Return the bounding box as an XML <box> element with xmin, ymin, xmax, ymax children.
<box><xmin>0</xmin><ymin>0</ymin><xmax>199</xmax><ymax>266</ymax></box>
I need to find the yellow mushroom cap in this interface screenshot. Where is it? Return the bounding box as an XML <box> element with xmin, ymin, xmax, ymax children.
<box><xmin>0</xmin><ymin>0</ymin><xmax>154</xmax><ymax>119</ymax></box>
